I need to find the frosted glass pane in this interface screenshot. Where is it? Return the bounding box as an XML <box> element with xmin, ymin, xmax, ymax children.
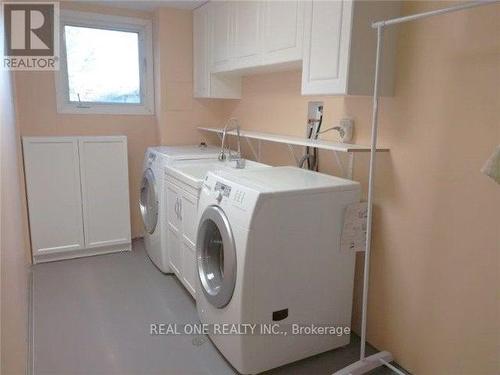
<box><xmin>64</xmin><ymin>26</ymin><xmax>141</xmax><ymax>104</ymax></box>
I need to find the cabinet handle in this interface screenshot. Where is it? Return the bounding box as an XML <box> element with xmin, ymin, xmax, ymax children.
<box><xmin>174</xmin><ymin>198</ymin><xmax>179</xmax><ymax>219</ymax></box>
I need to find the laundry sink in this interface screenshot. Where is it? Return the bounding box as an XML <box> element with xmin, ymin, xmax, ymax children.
<box><xmin>166</xmin><ymin>159</ymin><xmax>270</xmax><ymax>189</ymax></box>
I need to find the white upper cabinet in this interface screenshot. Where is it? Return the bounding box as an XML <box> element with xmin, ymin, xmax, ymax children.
<box><xmin>193</xmin><ymin>3</ymin><xmax>241</xmax><ymax>99</ymax></box>
<box><xmin>232</xmin><ymin>1</ymin><xmax>262</xmax><ymax>68</ymax></box>
<box><xmin>211</xmin><ymin>1</ymin><xmax>232</xmax><ymax>72</ymax></box>
<box><xmin>302</xmin><ymin>0</ymin><xmax>351</xmax><ymax>95</ymax></box>
<box><xmin>262</xmin><ymin>0</ymin><xmax>304</xmax><ymax>66</ymax></box>
<box><xmin>193</xmin><ymin>0</ymin><xmax>399</xmax><ymax>98</ymax></box>
<box><xmin>302</xmin><ymin>0</ymin><xmax>400</xmax><ymax>96</ymax></box>
<box><xmin>193</xmin><ymin>0</ymin><xmax>305</xmax><ymax>99</ymax></box>
<box><xmin>224</xmin><ymin>0</ymin><xmax>304</xmax><ymax>72</ymax></box>
<box><xmin>193</xmin><ymin>5</ymin><xmax>209</xmax><ymax>98</ymax></box>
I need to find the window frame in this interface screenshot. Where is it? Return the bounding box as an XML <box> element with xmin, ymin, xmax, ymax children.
<box><xmin>55</xmin><ymin>10</ymin><xmax>155</xmax><ymax>115</ymax></box>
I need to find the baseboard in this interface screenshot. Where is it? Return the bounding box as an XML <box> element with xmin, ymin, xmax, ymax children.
<box><xmin>32</xmin><ymin>243</ymin><xmax>131</xmax><ymax>264</ymax></box>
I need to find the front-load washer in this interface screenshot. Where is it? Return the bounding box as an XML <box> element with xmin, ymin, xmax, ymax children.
<box><xmin>140</xmin><ymin>144</ymin><xmax>221</xmax><ymax>273</ymax></box>
<box><xmin>163</xmin><ymin>159</ymin><xmax>270</xmax><ymax>297</ymax></box>
<box><xmin>195</xmin><ymin>166</ymin><xmax>361</xmax><ymax>374</ymax></box>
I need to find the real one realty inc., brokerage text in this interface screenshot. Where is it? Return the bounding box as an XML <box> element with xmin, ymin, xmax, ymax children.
<box><xmin>150</xmin><ymin>323</ymin><xmax>351</xmax><ymax>337</ymax></box>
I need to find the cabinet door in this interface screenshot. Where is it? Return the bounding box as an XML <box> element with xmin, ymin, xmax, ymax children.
<box><xmin>23</xmin><ymin>137</ymin><xmax>85</xmax><ymax>255</ymax></box>
<box><xmin>232</xmin><ymin>1</ymin><xmax>262</xmax><ymax>69</ymax></box>
<box><xmin>301</xmin><ymin>0</ymin><xmax>353</xmax><ymax>95</ymax></box>
<box><xmin>180</xmin><ymin>191</ymin><xmax>198</xmax><ymax>297</ymax></box>
<box><xmin>262</xmin><ymin>0</ymin><xmax>304</xmax><ymax>65</ymax></box>
<box><xmin>182</xmin><ymin>243</ymin><xmax>197</xmax><ymax>298</ymax></box>
<box><xmin>78</xmin><ymin>137</ymin><xmax>131</xmax><ymax>248</ymax></box>
<box><xmin>211</xmin><ymin>1</ymin><xmax>232</xmax><ymax>72</ymax></box>
<box><xmin>166</xmin><ymin>182</ymin><xmax>182</xmax><ymax>276</ymax></box>
<box><xmin>194</xmin><ymin>5</ymin><xmax>209</xmax><ymax>98</ymax></box>
<box><xmin>195</xmin><ymin>3</ymin><xmax>242</xmax><ymax>99</ymax></box>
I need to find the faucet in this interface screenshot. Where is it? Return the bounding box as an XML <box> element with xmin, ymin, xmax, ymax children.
<box><xmin>218</xmin><ymin>118</ymin><xmax>245</xmax><ymax>168</ymax></box>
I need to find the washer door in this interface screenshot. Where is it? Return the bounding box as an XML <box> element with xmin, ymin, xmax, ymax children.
<box><xmin>140</xmin><ymin>168</ymin><xmax>158</xmax><ymax>234</ymax></box>
<box><xmin>197</xmin><ymin>205</ymin><xmax>237</xmax><ymax>308</ymax></box>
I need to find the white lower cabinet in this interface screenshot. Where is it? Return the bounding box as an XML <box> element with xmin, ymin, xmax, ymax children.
<box><xmin>79</xmin><ymin>138</ymin><xmax>130</xmax><ymax>248</ymax></box>
<box><xmin>166</xmin><ymin>182</ymin><xmax>182</xmax><ymax>276</ymax></box>
<box><xmin>23</xmin><ymin>136</ymin><xmax>131</xmax><ymax>263</ymax></box>
<box><xmin>165</xmin><ymin>179</ymin><xmax>198</xmax><ymax>298</ymax></box>
<box><xmin>23</xmin><ymin>137</ymin><xmax>86</xmax><ymax>255</ymax></box>
<box><xmin>181</xmin><ymin>243</ymin><xmax>197</xmax><ymax>297</ymax></box>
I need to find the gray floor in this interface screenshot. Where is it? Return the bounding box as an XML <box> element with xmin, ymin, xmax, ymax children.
<box><xmin>32</xmin><ymin>239</ymin><xmax>398</xmax><ymax>375</ymax></box>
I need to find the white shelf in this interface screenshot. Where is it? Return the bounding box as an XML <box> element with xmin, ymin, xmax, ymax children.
<box><xmin>198</xmin><ymin>127</ymin><xmax>389</xmax><ymax>153</ymax></box>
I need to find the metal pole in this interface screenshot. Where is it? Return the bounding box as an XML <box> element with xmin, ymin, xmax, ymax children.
<box><xmin>372</xmin><ymin>0</ymin><xmax>497</xmax><ymax>28</ymax></box>
<box><xmin>360</xmin><ymin>24</ymin><xmax>384</xmax><ymax>360</ymax></box>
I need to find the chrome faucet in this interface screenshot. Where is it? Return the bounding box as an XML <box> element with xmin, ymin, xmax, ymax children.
<box><xmin>218</xmin><ymin>118</ymin><xmax>245</xmax><ymax>168</ymax></box>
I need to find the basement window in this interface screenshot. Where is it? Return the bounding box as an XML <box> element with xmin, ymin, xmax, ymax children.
<box><xmin>56</xmin><ymin>10</ymin><xmax>154</xmax><ymax>115</ymax></box>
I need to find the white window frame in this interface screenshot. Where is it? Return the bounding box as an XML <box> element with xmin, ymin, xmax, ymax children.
<box><xmin>55</xmin><ymin>10</ymin><xmax>155</xmax><ymax>115</ymax></box>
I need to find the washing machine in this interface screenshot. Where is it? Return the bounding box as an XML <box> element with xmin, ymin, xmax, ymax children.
<box><xmin>140</xmin><ymin>144</ymin><xmax>221</xmax><ymax>273</ymax></box>
<box><xmin>196</xmin><ymin>166</ymin><xmax>361</xmax><ymax>374</ymax></box>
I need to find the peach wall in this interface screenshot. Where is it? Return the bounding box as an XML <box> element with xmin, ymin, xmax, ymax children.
<box><xmin>154</xmin><ymin>7</ymin><xmax>233</xmax><ymax>146</ymax></box>
<box><xmin>220</xmin><ymin>2</ymin><xmax>500</xmax><ymax>374</ymax></box>
<box><xmin>1</xmin><ymin>7</ymin><xmax>31</xmax><ymax>374</ymax></box>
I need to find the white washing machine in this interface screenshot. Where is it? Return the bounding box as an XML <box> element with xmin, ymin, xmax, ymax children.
<box><xmin>140</xmin><ymin>144</ymin><xmax>221</xmax><ymax>273</ymax></box>
<box><xmin>195</xmin><ymin>166</ymin><xmax>361</xmax><ymax>374</ymax></box>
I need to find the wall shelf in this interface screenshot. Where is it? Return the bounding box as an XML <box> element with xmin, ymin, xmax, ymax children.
<box><xmin>198</xmin><ymin>127</ymin><xmax>389</xmax><ymax>153</ymax></box>
<box><xmin>198</xmin><ymin>126</ymin><xmax>389</xmax><ymax>180</ymax></box>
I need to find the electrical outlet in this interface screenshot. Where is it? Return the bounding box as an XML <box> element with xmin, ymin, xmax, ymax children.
<box><xmin>307</xmin><ymin>101</ymin><xmax>323</xmax><ymax>138</ymax></box>
<box><xmin>338</xmin><ymin>118</ymin><xmax>354</xmax><ymax>143</ymax></box>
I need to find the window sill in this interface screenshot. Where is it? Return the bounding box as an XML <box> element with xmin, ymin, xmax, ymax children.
<box><xmin>56</xmin><ymin>103</ymin><xmax>155</xmax><ymax>116</ymax></box>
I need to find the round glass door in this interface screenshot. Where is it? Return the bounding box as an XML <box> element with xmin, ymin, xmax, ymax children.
<box><xmin>197</xmin><ymin>205</ymin><xmax>236</xmax><ymax>308</ymax></box>
<box><xmin>139</xmin><ymin>168</ymin><xmax>158</xmax><ymax>234</ymax></box>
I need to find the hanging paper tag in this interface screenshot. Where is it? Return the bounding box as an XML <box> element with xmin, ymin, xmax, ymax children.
<box><xmin>341</xmin><ymin>202</ymin><xmax>368</xmax><ymax>252</ymax></box>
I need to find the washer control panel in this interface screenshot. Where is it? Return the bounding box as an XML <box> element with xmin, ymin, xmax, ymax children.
<box><xmin>214</xmin><ymin>181</ymin><xmax>232</xmax><ymax>198</ymax></box>
<box><xmin>204</xmin><ymin>173</ymin><xmax>257</xmax><ymax>214</ymax></box>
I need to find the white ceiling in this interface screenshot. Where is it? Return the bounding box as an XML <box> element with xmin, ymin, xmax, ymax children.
<box><xmin>81</xmin><ymin>1</ymin><xmax>207</xmax><ymax>12</ymax></box>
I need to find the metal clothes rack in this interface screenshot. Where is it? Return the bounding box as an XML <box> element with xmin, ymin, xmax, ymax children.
<box><xmin>334</xmin><ymin>1</ymin><xmax>498</xmax><ymax>374</ymax></box>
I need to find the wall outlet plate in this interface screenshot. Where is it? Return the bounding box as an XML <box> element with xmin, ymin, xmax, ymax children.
<box><xmin>338</xmin><ymin>118</ymin><xmax>354</xmax><ymax>143</ymax></box>
<box><xmin>307</xmin><ymin>101</ymin><xmax>323</xmax><ymax>137</ymax></box>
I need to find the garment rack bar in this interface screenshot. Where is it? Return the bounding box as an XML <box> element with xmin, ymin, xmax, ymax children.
<box><xmin>372</xmin><ymin>0</ymin><xmax>496</xmax><ymax>28</ymax></box>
